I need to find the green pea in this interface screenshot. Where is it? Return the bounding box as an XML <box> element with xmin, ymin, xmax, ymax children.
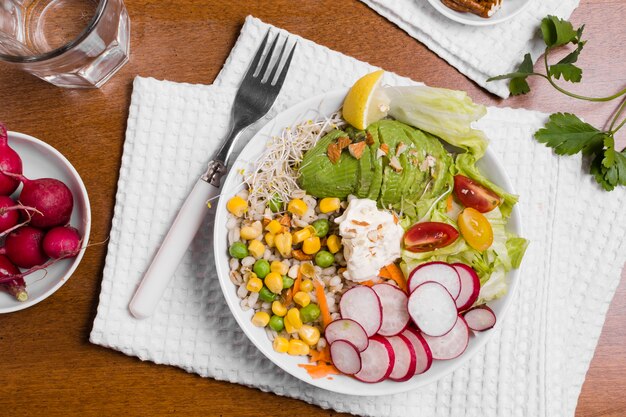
<box><xmin>253</xmin><ymin>259</ymin><xmax>270</xmax><ymax>278</ymax></box>
<box><xmin>259</xmin><ymin>286</ymin><xmax>277</xmax><ymax>302</ymax></box>
<box><xmin>282</xmin><ymin>275</ymin><xmax>294</xmax><ymax>289</ymax></box>
<box><xmin>315</xmin><ymin>250</ymin><xmax>334</xmax><ymax>268</ymax></box>
<box><xmin>268</xmin><ymin>194</ymin><xmax>283</xmax><ymax>213</ymax></box>
<box><xmin>269</xmin><ymin>315</ymin><xmax>284</xmax><ymax>332</ymax></box>
<box><xmin>229</xmin><ymin>242</ymin><xmax>248</xmax><ymax>259</ymax></box>
<box><xmin>300</xmin><ymin>303</ymin><xmax>321</xmax><ymax>323</ymax></box>
<box><xmin>312</xmin><ymin>219</ymin><xmax>330</xmax><ymax>237</ymax></box>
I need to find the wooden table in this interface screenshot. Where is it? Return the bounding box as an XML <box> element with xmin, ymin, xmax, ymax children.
<box><xmin>1</xmin><ymin>1</ymin><xmax>625</xmax><ymax>416</ymax></box>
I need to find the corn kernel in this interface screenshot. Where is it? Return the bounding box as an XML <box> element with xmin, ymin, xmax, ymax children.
<box><xmin>226</xmin><ymin>196</ymin><xmax>247</xmax><ymax>217</ymax></box>
<box><xmin>246</xmin><ymin>275</ymin><xmax>263</xmax><ymax>292</ymax></box>
<box><xmin>298</xmin><ymin>325</ymin><xmax>321</xmax><ymax>346</ymax></box>
<box><xmin>264</xmin><ymin>232</ymin><xmax>275</xmax><ymax>248</ymax></box>
<box><xmin>327</xmin><ymin>235</ymin><xmax>342</xmax><ymax>254</ymax></box>
<box><xmin>287</xmin><ymin>339</ymin><xmax>310</xmax><ymax>356</ymax></box>
<box><xmin>300</xmin><ymin>279</ymin><xmax>314</xmax><ymax>293</ymax></box>
<box><xmin>287</xmin><ymin>308</ymin><xmax>303</xmax><ymax>329</ymax></box>
<box><xmin>272</xmin><ymin>300</ymin><xmax>287</xmax><ymax>317</ymax></box>
<box><xmin>300</xmin><ymin>262</ymin><xmax>315</xmax><ymax>279</ymax></box>
<box><xmin>251</xmin><ymin>311</ymin><xmax>270</xmax><ymax>327</ymax></box>
<box><xmin>275</xmin><ymin>233</ymin><xmax>293</xmax><ymax>258</ymax></box>
<box><xmin>247</xmin><ymin>239</ymin><xmax>265</xmax><ymax>258</ymax></box>
<box><xmin>302</xmin><ymin>236</ymin><xmax>321</xmax><ymax>255</ymax></box>
<box><xmin>265</xmin><ymin>272</ymin><xmax>284</xmax><ymax>294</ymax></box>
<box><xmin>293</xmin><ymin>291</ymin><xmax>311</xmax><ymax>307</ymax></box>
<box><xmin>273</xmin><ymin>336</ymin><xmax>289</xmax><ymax>353</ymax></box>
<box><xmin>284</xmin><ymin>315</ymin><xmax>296</xmax><ymax>333</ymax></box>
<box><xmin>287</xmin><ymin>199</ymin><xmax>308</xmax><ymax>216</ymax></box>
<box><xmin>271</xmin><ymin>261</ymin><xmax>289</xmax><ymax>275</ymax></box>
<box><xmin>240</xmin><ymin>221</ymin><xmax>263</xmax><ymax>240</ymax></box>
<box><xmin>319</xmin><ymin>197</ymin><xmax>340</xmax><ymax>213</ymax></box>
<box><xmin>265</xmin><ymin>219</ymin><xmax>282</xmax><ymax>235</ymax></box>
<box><xmin>292</xmin><ymin>228</ymin><xmax>312</xmax><ymax>244</ymax></box>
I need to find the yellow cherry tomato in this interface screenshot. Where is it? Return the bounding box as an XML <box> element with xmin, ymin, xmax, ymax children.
<box><xmin>458</xmin><ymin>207</ymin><xmax>493</xmax><ymax>252</ymax></box>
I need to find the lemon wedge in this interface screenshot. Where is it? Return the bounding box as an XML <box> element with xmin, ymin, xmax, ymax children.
<box><xmin>342</xmin><ymin>70</ymin><xmax>390</xmax><ymax>130</ymax></box>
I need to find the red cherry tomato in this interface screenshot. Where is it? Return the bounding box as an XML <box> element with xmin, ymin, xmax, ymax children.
<box><xmin>454</xmin><ymin>175</ymin><xmax>501</xmax><ymax>213</ymax></box>
<box><xmin>403</xmin><ymin>222</ymin><xmax>459</xmax><ymax>253</ymax></box>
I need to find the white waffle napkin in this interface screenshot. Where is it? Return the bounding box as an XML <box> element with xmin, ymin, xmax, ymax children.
<box><xmin>359</xmin><ymin>0</ymin><xmax>580</xmax><ymax>98</ymax></box>
<box><xmin>90</xmin><ymin>16</ymin><xmax>626</xmax><ymax>417</ymax></box>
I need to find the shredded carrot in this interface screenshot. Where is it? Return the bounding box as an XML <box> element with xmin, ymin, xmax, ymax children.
<box><xmin>359</xmin><ymin>280</ymin><xmax>376</xmax><ymax>287</ymax></box>
<box><xmin>392</xmin><ymin>212</ymin><xmax>399</xmax><ymax>224</ymax></box>
<box><xmin>298</xmin><ymin>362</ymin><xmax>340</xmax><ymax>379</ymax></box>
<box><xmin>379</xmin><ymin>264</ymin><xmax>407</xmax><ymax>292</ymax></box>
<box><xmin>313</xmin><ymin>279</ymin><xmax>333</xmax><ymax>329</ymax></box>
<box><xmin>292</xmin><ymin>268</ymin><xmax>302</xmax><ymax>295</ymax></box>
<box><xmin>283</xmin><ymin>288</ymin><xmax>293</xmax><ymax>305</ymax></box>
<box><xmin>446</xmin><ymin>194</ymin><xmax>453</xmax><ymax>212</ymax></box>
<box><xmin>309</xmin><ymin>346</ymin><xmax>332</xmax><ymax>364</ymax></box>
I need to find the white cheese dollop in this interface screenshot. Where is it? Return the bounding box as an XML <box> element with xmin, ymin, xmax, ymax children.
<box><xmin>334</xmin><ymin>198</ymin><xmax>404</xmax><ymax>282</ymax></box>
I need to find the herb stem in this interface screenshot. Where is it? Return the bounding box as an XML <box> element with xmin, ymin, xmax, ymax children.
<box><xmin>542</xmin><ymin>51</ymin><xmax>626</xmax><ymax>102</ymax></box>
<box><xmin>609</xmin><ymin>97</ymin><xmax>626</xmax><ymax>134</ymax></box>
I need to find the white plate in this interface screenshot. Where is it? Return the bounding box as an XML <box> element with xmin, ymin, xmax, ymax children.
<box><xmin>214</xmin><ymin>90</ymin><xmax>522</xmax><ymax>396</ymax></box>
<box><xmin>426</xmin><ymin>0</ymin><xmax>532</xmax><ymax>26</ymax></box>
<box><xmin>0</xmin><ymin>131</ymin><xmax>91</xmax><ymax>313</ymax></box>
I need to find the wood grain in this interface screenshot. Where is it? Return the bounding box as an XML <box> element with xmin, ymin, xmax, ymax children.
<box><xmin>0</xmin><ymin>1</ymin><xmax>624</xmax><ymax>416</ymax></box>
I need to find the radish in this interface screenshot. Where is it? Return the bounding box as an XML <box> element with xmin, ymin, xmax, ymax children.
<box><xmin>452</xmin><ymin>263</ymin><xmax>480</xmax><ymax>311</ymax></box>
<box><xmin>372</xmin><ymin>283</ymin><xmax>410</xmax><ymax>336</ymax></box>
<box><xmin>324</xmin><ymin>319</ymin><xmax>369</xmax><ymax>352</ymax></box>
<box><xmin>401</xmin><ymin>328</ymin><xmax>433</xmax><ymax>375</ymax></box>
<box><xmin>0</xmin><ymin>195</ymin><xmax>20</xmax><ymax>233</ymax></box>
<box><xmin>354</xmin><ymin>335</ymin><xmax>395</xmax><ymax>383</ymax></box>
<box><xmin>339</xmin><ymin>286</ymin><xmax>382</xmax><ymax>337</ymax></box>
<box><xmin>2</xmin><ymin>226</ymin><xmax>49</xmax><ymax>268</ymax></box>
<box><xmin>407</xmin><ymin>281</ymin><xmax>458</xmax><ymax>337</ymax></box>
<box><xmin>463</xmin><ymin>305</ymin><xmax>497</xmax><ymax>331</ymax></box>
<box><xmin>0</xmin><ymin>254</ymin><xmax>27</xmax><ymax>301</ymax></box>
<box><xmin>408</xmin><ymin>261</ymin><xmax>461</xmax><ymax>299</ymax></box>
<box><xmin>386</xmin><ymin>334</ymin><xmax>417</xmax><ymax>382</ymax></box>
<box><xmin>422</xmin><ymin>316</ymin><xmax>470</xmax><ymax>360</ymax></box>
<box><xmin>329</xmin><ymin>340</ymin><xmax>362</xmax><ymax>375</ymax></box>
<box><xmin>0</xmin><ymin>123</ymin><xmax>23</xmax><ymax>196</ymax></box>
<box><xmin>3</xmin><ymin>173</ymin><xmax>73</xmax><ymax>229</ymax></box>
<box><xmin>43</xmin><ymin>226</ymin><xmax>81</xmax><ymax>259</ymax></box>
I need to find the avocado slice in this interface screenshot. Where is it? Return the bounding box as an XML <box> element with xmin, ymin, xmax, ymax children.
<box><xmin>365</xmin><ymin>125</ymin><xmax>383</xmax><ymax>201</ymax></box>
<box><xmin>298</xmin><ymin>129</ymin><xmax>359</xmax><ymax>198</ymax></box>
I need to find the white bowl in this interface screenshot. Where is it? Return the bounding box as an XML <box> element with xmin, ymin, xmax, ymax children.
<box><xmin>426</xmin><ymin>0</ymin><xmax>533</xmax><ymax>26</ymax></box>
<box><xmin>0</xmin><ymin>131</ymin><xmax>91</xmax><ymax>313</ymax></box>
<box><xmin>214</xmin><ymin>90</ymin><xmax>522</xmax><ymax>396</ymax></box>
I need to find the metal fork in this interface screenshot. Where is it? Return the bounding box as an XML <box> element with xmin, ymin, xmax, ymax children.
<box><xmin>129</xmin><ymin>32</ymin><xmax>296</xmax><ymax>319</ymax></box>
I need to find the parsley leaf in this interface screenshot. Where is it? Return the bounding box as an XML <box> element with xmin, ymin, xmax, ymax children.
<box><xmin>534</xmin><ymin>113</ymin><xmax>604</xmax><ymax>155</ymax></box>
<box><xmin>541</xmin><ymin>16</ymin><xmax>578</xmax><ymax>47</ymax></box>
<box><xmin>486</xmin><ymin>54</ymin><xmax>534</xmax><ymax>95</ymax></box>
<box><xmin>591</xmin><ymin>140</ymin><xmax>626</xmax><ymax>191</ymax></box>
<box><xmin>549</xmin><ymin>63</ymin><xmax>582</xmax><ymax>82</ymax></box>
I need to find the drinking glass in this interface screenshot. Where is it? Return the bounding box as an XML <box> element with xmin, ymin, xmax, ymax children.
<box><xmin>0</xmin><ymin>0</ymin><xmax>130</xmax><ymax>88</ymax></box>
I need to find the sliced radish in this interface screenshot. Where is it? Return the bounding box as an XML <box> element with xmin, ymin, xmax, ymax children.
<box><xmin>372</xmin><ymin>283</ymin><xmax>410</xmax><ymax>336</ymax></box>
<box><xmin>324</xmin><ymin>319</ymin><xmax>369</xmax><ymax>352</ymax></box>
<box><xmin>386</xmin><ymin>335</ymin><xmax>417</xmax><ymax>381</ymax></box>
<box><xmin>422</xmin><ymin>316</ymin><xmax>470</xmax><ymax>360</ymax></box>
<box><xmin>408</xmin><ymin>281</ymin><xmax>458</xmax><ymax>337</ymax></box>
<box><xmin>329</xmin><ymin>340</ymin><xmax>362</xmax><ymax>375</ymax></box>
<box><xmin>463</xmin><ymin>305</ymin><xmax>496</xmax><ymax>331</ymax></box>
<box><xmin>401</xmin><ymin>328</ymin><xmax>433</xmax><ymax>375</ymax></box>
<box><xmin>408</xmin><ymin>261</ymin><xmax>461</xmax><ymax>299</ymax></box>
<box><xmin>354</xmin><ymin>335</ymin><xmax>395</xmax><ymax>383</ymax></box>
<box><xmin>452</xmin><ymin>263</ymin><xmax>480</xmax><ymax>311</ymax></box>
<box><xmin>339</xmin><ymin>286</ymin><xmax>382</xmax><ymax>337</ymax></box>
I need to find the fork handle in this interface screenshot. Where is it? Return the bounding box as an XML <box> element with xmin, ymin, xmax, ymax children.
<box><xmin>129</xmin><ymin>162</ymin><xmax>225</xmax><ymax>319</ymax></box>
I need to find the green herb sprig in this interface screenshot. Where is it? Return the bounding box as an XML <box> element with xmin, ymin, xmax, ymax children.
<box><xmin>488</xmin><ymin>16</ymin><xmax>626</xmax><ymax>191</ymax></box>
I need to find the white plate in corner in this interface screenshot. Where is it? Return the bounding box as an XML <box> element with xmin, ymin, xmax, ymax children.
<box><xmin>213</xmin><ymin>89</ymin><xmax>523</xmax><ymax>396</ymax></box>
<box><xmin>0</xmin><ymin>131</ymin><xmax>91</xmax><ymax>314</ymax></box>
<box><xmin>426</xmin><ymin>0</ymin><xmax>533</xmax><ymax>26</ymax></box>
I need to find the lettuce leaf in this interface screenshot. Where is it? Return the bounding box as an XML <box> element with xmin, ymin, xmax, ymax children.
<box><xmin>506</xmin><ymin>236</ymin><xmax>529</xmax><ymax>268</ymax></box>
<box><xmin>384</xmin><ymin>85</ymin><xmax>488</xmax><ymax>158</ymax></box>
<box><xmin>455</xmin><ymin>153</ymin><xmax>519</xmax><ymax>218</ymax></box>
